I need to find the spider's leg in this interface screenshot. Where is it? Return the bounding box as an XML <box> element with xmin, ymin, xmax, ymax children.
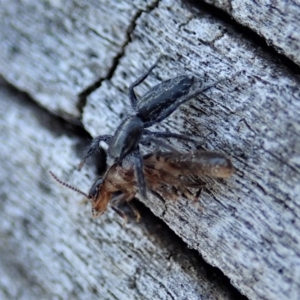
<box><xmin>78</xmin><ymin>135</ymin><xmax>112</xmax><ymax>170</ymax></box>
<box><xmin>141</xmin><ymin>135</ymin><xmax>179</xmax><ymax>152</ymax></box>
<box><xmin>133</xmin><ymin>146</ymin><xmax>147</xmax><ymax>199</ymax></box>
<box><xmin>143</xmin><ymin>75</ymin><xmax>232</xmax><ymax>128</ymax></box>
<box><xmin>129</xmin><ymin>57</ymin><xmax>161</xmax><ymax>109</ymax></box>
<box><xmin>143</xmin><ymin>130</ymin><xmax>200</xmax><ymax>146</ymax></box>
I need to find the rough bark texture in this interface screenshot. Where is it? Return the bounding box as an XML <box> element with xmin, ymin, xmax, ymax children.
<box><xmin>202</xmin><ymin>0</ymin><xmax>300</xmax><ymax>66</ymax></box>
<box><xmin>1</xmin><ymin>0</ymin><xmax>300</xmax><ymax>300</ymax></box>
<box><xmin>0</xmin><ymin>81</ymin><xmax>243</xmax><ymax>299</ymax></box>
<box><xmin>0</xmin><ymin>0</ymin><xmax>157</xmax><ymax>120</ymax></box>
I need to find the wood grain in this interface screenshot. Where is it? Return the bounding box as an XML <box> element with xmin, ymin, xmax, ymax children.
<box><xmin>0</xmin><ymin>0</ymin><xmax>299</xmax><ymax>299</ymax></box>
<box><xmin>202</xmin><ymin>0</ymin><xmax>300</xmax><ymax>66</ymax></box>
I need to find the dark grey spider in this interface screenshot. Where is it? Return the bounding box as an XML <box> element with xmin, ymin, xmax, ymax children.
<box><xmin>79</xmin><ymin>58</ymin><xmax>227</xmax><ymax>198</ymax></box>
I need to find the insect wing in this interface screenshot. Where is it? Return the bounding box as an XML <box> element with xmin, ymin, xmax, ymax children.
<box><xmin>168</xmin><ymin>151</ymin><xmax>233</xmax><ymax>178</ymax></box>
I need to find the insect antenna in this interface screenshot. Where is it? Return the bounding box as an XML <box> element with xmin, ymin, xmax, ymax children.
<box><xmin>49</xmin><ymin>171</ymin><xmax>91</xmax><ymax>199</ymax></box>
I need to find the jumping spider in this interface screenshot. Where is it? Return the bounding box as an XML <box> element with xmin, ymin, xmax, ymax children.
<box><xmin>79</xmin><ymin>57</ymin><xmax>228</xmax><ymax>198</ymax></box>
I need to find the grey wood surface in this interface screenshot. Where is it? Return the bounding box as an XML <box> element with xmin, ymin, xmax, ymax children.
<box><xmin>0</xmin><ymin>80</ymin><xmax>244</xmax><ymax>299</ymax></box>
<box><xmin>202</xmin><ymin>0</ymin><xmax>300</xmax><ymax>66</ymax></box>
<box><xmin>0</xmin><ymin>0</ymin><xmax>157</xmax><ymax>120</ymax></box>
<box><xmin>1</xmin><ymin>1</ymin><xmax>300</xmax><ymax>299</ymax></box>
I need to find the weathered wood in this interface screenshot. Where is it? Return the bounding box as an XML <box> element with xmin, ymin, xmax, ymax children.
<box><xmin>0</xmin><ymin>0</ymin><xmax>157</xmax><ymax>120</ymax></box>
<box><xmin>83</xmin><ymin>3</ymin><xmax>300</xmax><ymax>299</ymax></box>
<box><xmin>0</xmin><ymin>0</ymin><xmax>300</xmax><ymax>300</ymax></box>
<box><xmin>0</xmin><ymin>80</ymin><xmax>244</xmax><ymax>299</ymax></box>
<box><xmin>202</xmin><ymin>0</ymin><xmax>300</xmax><ymax>66</ymax></box>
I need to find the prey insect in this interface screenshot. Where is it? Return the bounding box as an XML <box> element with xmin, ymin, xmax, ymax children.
<box><xmin>50</xmin><ymin>150</ymin><xmax>234</xmax><ymax>223</ymax></box>
<box><xmin>78</xmin><ymin>58</ymin><xmax>228</xmax><ymax>199</ymax></box>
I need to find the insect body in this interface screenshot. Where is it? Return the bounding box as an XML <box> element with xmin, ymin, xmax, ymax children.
<box><xmin>79</xmin><ymin>58</ymin><xmax>226</xmax><ymax>199</ymax></box>
<box><xmin>50</xmin><ymin>150</ymin><xmax>234</xmax><ymax>221</ymax></box>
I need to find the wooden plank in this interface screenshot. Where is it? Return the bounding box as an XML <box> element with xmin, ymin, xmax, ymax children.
<box><xmin>0</xmin><ymin>0</ymin><xmax>300</xmax><ymax>299</ymax></box>
<box><xmin>0</xmin><ymin>80</ymin><xmax>244</xmax><ymax>299</ymax></box>
<box><xmin>82</xmin><ymin>2</ymin><xmax>300</xmax><ymax>300</ymax></box>
<box><xmin>202</xmin><ymin>0</ymin><xmax>300</xmax><ymax>66</ymax></box>
<box><xmin>0</xmin><ymin>0</ymin><xmax>157</xmax><ymax>120</ymax></box>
